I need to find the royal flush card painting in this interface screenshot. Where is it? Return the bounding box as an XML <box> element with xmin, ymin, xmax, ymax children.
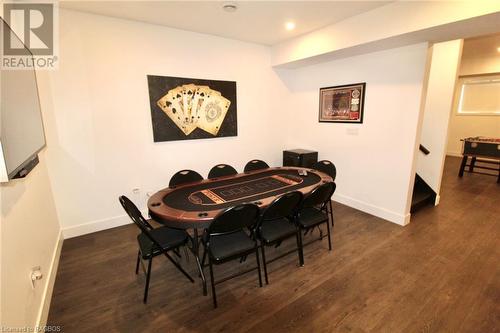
<box><xmin>147</xmin><ymin>75</ymin><xmax>237</xmax><ymax>142</ymax></box>
<box><xmin>319</xmin><ymin>83</ymin><xmax>365</xmax><ymax>124</ymax></box>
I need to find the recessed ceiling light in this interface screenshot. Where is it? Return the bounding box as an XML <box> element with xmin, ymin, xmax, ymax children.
<box><xmin>222</xmin><ymin>2</ymin><xmax>238</xmax><ymax>13</ymax></box>
<box><xmin>285</xmin><ymin>21</ymin><xmax>296</xmax><ymax>31</ymax></box>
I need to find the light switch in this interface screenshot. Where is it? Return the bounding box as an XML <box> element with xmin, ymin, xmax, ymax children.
<box><xmin>346</xmin><ymin>128</ymin><xmax>359</xmax><ymax>135</ymax></box>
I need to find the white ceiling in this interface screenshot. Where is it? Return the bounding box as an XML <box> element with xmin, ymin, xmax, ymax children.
<box><xmin>60</xmin><ymin>1</ymin><xmax>391</xmax><ymax>45</ymax></box>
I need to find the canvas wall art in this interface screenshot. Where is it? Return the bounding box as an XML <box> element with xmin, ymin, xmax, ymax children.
<box><xmin>147</xmin><ymin>75</ymin><xmax>237</xmax><ymax>142</ymax></box>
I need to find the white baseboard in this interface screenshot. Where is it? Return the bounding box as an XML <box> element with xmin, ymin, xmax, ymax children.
<box><xmin>333</xmin><ymin>193</ymin><xmax>410</xmax><ymax>226</ymax></box>
<box><xmin>35</xmin><ymin>230</ymin><xmax>63</xmax><ymax>328</ymax></box>
<box><xmin>446</xmin><ymin>151</ymin><xmax>462</xmax><ymax>158</ymax></box>
<box><xmin>62</xmin><ymin>214</ymin><xmax>133</xmax><ymax>239</ymax></box>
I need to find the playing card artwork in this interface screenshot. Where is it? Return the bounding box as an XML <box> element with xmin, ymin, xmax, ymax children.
<box><xmin>148</xmin><ymin>76</ymin><xmax>237</xmax><ymax>142</ymax></box>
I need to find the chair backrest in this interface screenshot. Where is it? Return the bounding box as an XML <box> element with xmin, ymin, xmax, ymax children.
<box><xmin>169</xmin><ymin>169</ymin><xmax>203</xmax><ymax>187</ymax></box>
<box><xmin>244</xmin><ymin>159</ymin><xmax>270</xmax><ymax>172</ymax></box>
<box><xmin>208</xmin><ymin>164</ymin><xmax>238</xmax><ymax>179</ymax></box>
<box><xmin>261</xmin><ymin>191</ymin><xmax>302</xmax><ymax>221</ymax></box>
<box><xmin>312</xmin><ymin>160</ymin><xmax>337</xmax><ymax>181</ymax></box>
<box><xmin>208</xmin><ymin>204</ymin><xmax>260</xmax><ymax>236</ymax></box>
<box><xmin>301</xmin><ymin>182</ymin><xmax>336</xmax><ymax>210</ymax></box>
<box><xmin>119</xmin><ymin>196</ymin><xmax>162</xmax><ymax>248</ymax></box>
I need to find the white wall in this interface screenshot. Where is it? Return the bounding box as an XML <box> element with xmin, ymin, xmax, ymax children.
<box><xmin>460</xmin><ymin>34</ymin><xmax>500</xmax><ymax>76</ymax></box>
<box><xmin>276</xmin><ymin>43</ymin><xmax>429</xmax><ymax>225</ymax></box>
<box><xmin>0</xmin><ymin>151</ymin><xmax>62</xmax><ymax>328</ymax></box>
<box><xmin>43</xmin><ymin>10</ymin><xmax>289</xmax><ymax>237</ymax></box>
<box><xmin>416</xmin><ymin>40</ymin><xmax>463</xmax><ymax>197</ymax></box>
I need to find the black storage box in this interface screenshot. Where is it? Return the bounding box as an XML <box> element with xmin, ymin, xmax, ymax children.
<box><xmin>283</xmin><ymin>149</ymin><xmax>318</xmax><ymax>168</ymax></box>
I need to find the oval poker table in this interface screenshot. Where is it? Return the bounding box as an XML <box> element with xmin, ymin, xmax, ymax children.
<box><xmin>148</xmin><ymin>166</ymin><xmax>332</xmax><ymax>229</ymax></box>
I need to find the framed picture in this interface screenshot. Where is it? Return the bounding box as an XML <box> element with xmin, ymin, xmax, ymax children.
<box><xmin>147</xmin><ymin>75</ymin><xmax>237</xmax><ymax>142</ymax></box>
<box><xmin>319</xmin><ymin>83</ymin><xmax>365</xmax><ymax>123</ymax></box>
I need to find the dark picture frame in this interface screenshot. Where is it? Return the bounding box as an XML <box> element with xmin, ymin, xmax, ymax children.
<box><xmin>319</xmin><ymin>82</ymin><xmax>366</xmax><ymax>124</ymax></box>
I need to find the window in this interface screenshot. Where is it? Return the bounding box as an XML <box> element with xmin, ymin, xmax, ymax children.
<box><xmin>456</xmin><ymin>75</ymin><xmax>500</xmax><ymax>116</ymax></box>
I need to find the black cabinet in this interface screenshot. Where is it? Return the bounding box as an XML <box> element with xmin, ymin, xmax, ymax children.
<box><xmin>283</xmin><ymin>149</ymin><xmax>318</xmax><ymax>168</ymax></box>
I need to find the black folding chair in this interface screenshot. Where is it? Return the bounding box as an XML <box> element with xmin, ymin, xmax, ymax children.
<box><xmin>296</xmin><ymin>182</ymin><xmax>336</xmax><ymax>263</ymax></box>
<box><xmin>202</xmin><ymin>203</ymin><xmax>262</xmax><ymax>308</ymax></box>
<box><xmin>312</xmin><ymin>160</ymin><xmax>337</xmax><ymax>226</ymax></box>
<box><xmin>312</xmin><ymin>160</ymin><xmax>337</xmax><ymax>181</ymax></box>
<box><xmin>256</xmin><ymin>191</ymin><xmax>303</xmax><ymax>284</ymax></box>
<box><xmin>119</xmin><ymin>196</ymin><xmax>194</xmax><ymax>304</ymax></box>
<box><xmin>208</xmin><ymin>164</ymin><xmax>238</xmax><ymax>179</ymax></box>
<box><xmin>244</xmin><ymin>159</ymin><xmax>270</xmax><ymax>172</ymax></box>
<box><xmin>169</xmin><ymin>169</ymin><xmax>203</xmax><ymax>187</ymax></box>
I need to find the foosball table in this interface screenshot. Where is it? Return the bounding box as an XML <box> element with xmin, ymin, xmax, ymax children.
<box><xmin>458</xmin><ymin>136</ymin><xmax>500</xmax><ymax>183</ymax></box>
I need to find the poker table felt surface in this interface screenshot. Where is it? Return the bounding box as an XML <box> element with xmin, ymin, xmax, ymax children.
<box><xmin>148</xmin><ymin>167</ymin><xmax>332</xmax><ymax>229</ymax></box>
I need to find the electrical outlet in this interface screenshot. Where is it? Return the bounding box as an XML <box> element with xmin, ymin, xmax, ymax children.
<box><xmin>30</xmin><ymin>266</ymin><xmax>43</xmax><ymax>289</ymax></box>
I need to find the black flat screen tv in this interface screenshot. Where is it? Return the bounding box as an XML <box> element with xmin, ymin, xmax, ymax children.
<box><xmin>0</xmin><ymin>18</ymin><xmax>46</xmax><ymax>181</ymax></box>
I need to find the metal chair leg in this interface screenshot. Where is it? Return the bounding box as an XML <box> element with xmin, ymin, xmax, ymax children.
<box><xmin>328</xmin><ymin>201</ymin><xmax>334</xmax><ymax>227</ymax></box>
<box><xmin>326</xmin><ymin>220</ymin><xmax>332</xmax><ymax>251</ymax></box>
<box><xmin>295</xmin><ymin>231</ymin><xmax>304</xmax><ymax>267</ymax></box>
<box><xmin>260</xmin><ymin>245</ymin><xmax>269</xmax><ymax>285</ymax></box>
<box><xmin>330</xmin><ymin>201</ymin><xmax>335</xmax><ymax>228</ymax></box>
<box><xmin>183</xmin><ymin>245</ymin><xmax>190</xmax><ymax>262</ymax></box>
<box><xmin>255</xmin><ymin>248</ymin><xmax>263</xmax><ymax>288</ymax></box>
<box><xmin>191</xmin><ymin>228</ymin><xmax>207</xmax><ymax>296</ymax></box>
<box><xmin>163</xmin><ymin>253</ymin><xmax>195</xmax><ymax>283</ymax></box>
<box><xmin>297</xmin><ymin>229</ymin><xmax>305</xmax><ymax>266</ymax></box>
<box><xmin>201</xmin><ymin>247</ymin><xmax>207</xmax><ymax>268</ymax></box>
<box><xmin>209</xmin><ymin>258</ymin><xmax>217</xmax><ymax>308</ymax></box>
<box><xmin>143</xmin><ymin>258</ymin><xmax>152</xmax><ymax>304</ymax></box>
<box><xmin>135</xmin><ymin>250</ymin><xmax>140</xmax><ymax>275</ymax></box>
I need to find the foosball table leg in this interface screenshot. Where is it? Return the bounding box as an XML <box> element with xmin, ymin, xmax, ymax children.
<box><xmin>469</xmin><ymin>157</ymin><xmax>477</xmax><ymax>172</ymax></box>
<box><xmin>458</xmin><ymin>156</ymin><xmax>468</xmax><ymax>177</ymax></box>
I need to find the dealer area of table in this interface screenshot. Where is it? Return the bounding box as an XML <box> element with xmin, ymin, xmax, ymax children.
<box><xmin>458</xmin><ymin>136</ymin><xmax>500</xmax><ymax>183</ymax></box>
<box><xmin>148</xmin><ymin>166</ymin><xmax>332</xmax><ymax>294</ymax></box>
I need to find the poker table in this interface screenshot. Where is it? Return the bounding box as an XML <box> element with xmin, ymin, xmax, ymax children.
<box><xmin>148</xmin><ymin>166</ymin><xmax>332</xmax><ymax>296</ymax></box>
<box><xmin>148</xmin><ymin>166</ymin><xmax>332</xmax><ymax>229</ymax></box>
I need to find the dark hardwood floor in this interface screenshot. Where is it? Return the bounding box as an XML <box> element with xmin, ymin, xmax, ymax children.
<box><xmin>47</xmin><ymin>157</ymin><xmax>500</xmax><ymax>332</ymax></box>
